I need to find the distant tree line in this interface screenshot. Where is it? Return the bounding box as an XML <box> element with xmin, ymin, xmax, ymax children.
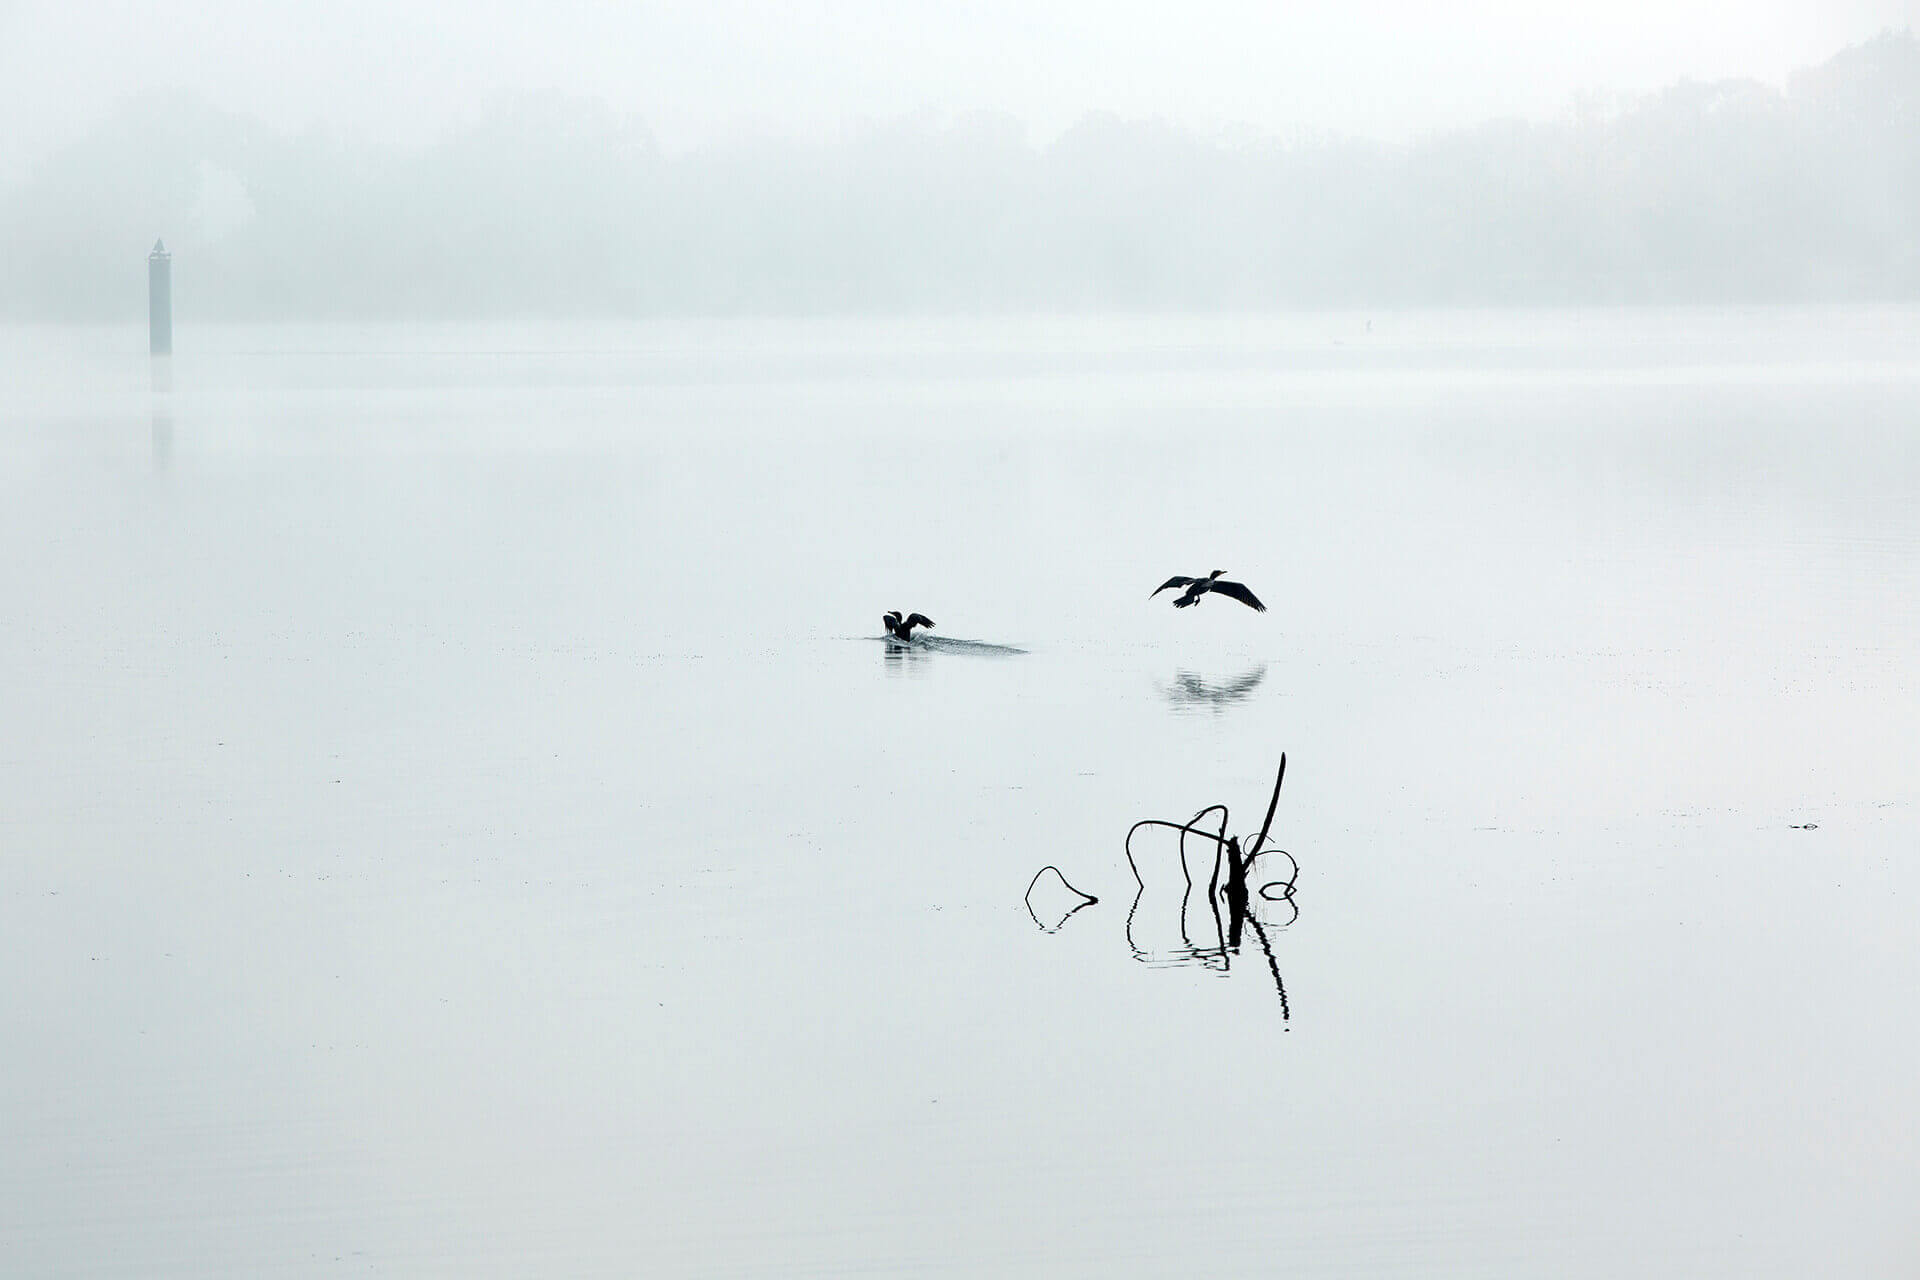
<box><xmin>4</xmin><ymin>32</ymin><xmax>1917</xmax><ymax>319</ymax></box>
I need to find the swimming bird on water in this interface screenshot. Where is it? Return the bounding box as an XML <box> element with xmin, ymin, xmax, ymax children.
<box><xmin>883</xmin><ymin>611</ymin><xmax>936</xmax><ymax>641</ymax></box>
<box><xmin>1151</xmin><ymin>570</ymin><xmax>1266</xmax><ymax>612</ymax></box>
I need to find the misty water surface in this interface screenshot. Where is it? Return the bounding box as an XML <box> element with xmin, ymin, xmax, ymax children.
<box><xmin>2</xmin><ymin>309</ymin><xmax>1917</xmax><ymax>1277</ymax></box>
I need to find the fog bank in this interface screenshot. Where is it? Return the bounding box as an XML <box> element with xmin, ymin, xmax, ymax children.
<box><xmin>4</xmin><ymin>33</ymin><xmax>1916</xmax><ymax>318</ymax></box>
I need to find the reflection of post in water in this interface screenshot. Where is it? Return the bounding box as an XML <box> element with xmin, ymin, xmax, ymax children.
<box><xmin>150</xmin><ymin>240</ymin><xmax>174</xmax><ymax>467</ymax></box>
<box><xmin>150</xmin><ymin>360</ymin><xmax>173</xmax><ymax>468</ymax></box>
<box><xmin>1124</xmin><ymin>756</ymin><xmax>1298</xmax><ymax>1017</ymax></box>
<box><xmin>150</xmin><ymin>355</ymin><xmax>173</xmax><ymax>467</ymax></box>
<box><xmin>151</xmin><ymin>401</ymin><xmax>173</xmax><ymax>468</ymax></box>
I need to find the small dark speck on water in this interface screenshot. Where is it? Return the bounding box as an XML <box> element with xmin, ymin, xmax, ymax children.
<box><xmin>1792</xmin><ymin>823</ymin><xmax>1819</xmax><ymax>830</ymax></box>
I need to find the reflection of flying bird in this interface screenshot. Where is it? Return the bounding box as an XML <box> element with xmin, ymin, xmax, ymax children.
<box><xmin>1151</xmin><ymin>570</ymin><xmax>1266</xmax><ymax>612</ymax></box>
<box><xmin>883</xmin><ymin>611</ymin><xmax>936</xmax><ymax>641</ymax></box>
<box><xmin>1165</xmin><ymin>665</ymin><xmax>1268</xmax><ymax>707</ymax></box>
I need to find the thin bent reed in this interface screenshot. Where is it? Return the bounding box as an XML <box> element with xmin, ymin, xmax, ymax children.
<box><xmin>1025</xmin><ymin>865</ymin><xmax>1099</xmax><ymax>933</ymax></box>
<box><xmin>1024</xmin><ymin>864</ymin><xmax>1097</xmax><ymax>904</ymax></box>
<box><xmin>1121</xmin><ymin>755</ymin><xmax>1298</xmax><ymax>1018</ymax></box>
<box><xmin>1123</xmin><ymin>755</ymin><xmax>1296</xmax><ymax>902</ymax></box>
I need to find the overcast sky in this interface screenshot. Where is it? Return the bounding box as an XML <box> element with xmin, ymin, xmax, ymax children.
<box><xmin>2</xmin><ymin>0</ymin><xmax>1914</xmax><ymax>177</ymax></box>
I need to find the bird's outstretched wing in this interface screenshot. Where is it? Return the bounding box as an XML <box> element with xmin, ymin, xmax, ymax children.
<box><xmin>1151</xmin><ymin>576</ymin><xmax>1197</xmax><ymax>598</ymax></box>
<box><xmin>1221</xmin><ymin>666</ymin><xmax>1268</xmax><ymax>695</ymax></box>
<box><xmin>905</xmin><ymin>613</ymin><xmax>935</xmax><ymax>630</ymax></box>
<box><xmin>1211</xmin><ymin>579</ymin><xmax>1267</xmax><ymax>612</ymax></box>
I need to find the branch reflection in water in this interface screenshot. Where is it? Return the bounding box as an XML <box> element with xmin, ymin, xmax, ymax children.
<box><xmin>1024</xmin><ymin>866</ymin><xmax>1098</xmax><ymax>932</ymax></box>
<box><xmin>1123</xmin><ymin>756</ymin><xmax>1298</xmax><ymax>1019</ymax></box>
<box><xmin>1021</xmin><ymin>757</ymin><xmax>1300</xmax><ymax>1019</ymax></box>
<box><xmin>1159</xmin><ymin>663</ymin><xmax>1267</xmax><ymax>713</ymax></box>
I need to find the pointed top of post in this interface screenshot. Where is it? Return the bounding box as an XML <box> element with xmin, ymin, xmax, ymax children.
<box><xmin>150</xmin><ymin>239</ymin><xmax>169</xmax><ymax>258</ymax></box>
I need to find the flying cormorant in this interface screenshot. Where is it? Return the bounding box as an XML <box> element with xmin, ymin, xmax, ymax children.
<box><xmin>1151</xmin><ymin>570</ymin><xmax>1266</xmax><ymax>612</ymax></box>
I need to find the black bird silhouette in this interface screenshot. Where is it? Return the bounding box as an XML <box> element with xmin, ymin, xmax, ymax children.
<box><xmin>1151</xmin><ymin>570</ymin><xmax>1266</xmax><ymax>612</ymax></box>
<box><xmin>883</xmin><ymin>611</ymin><xmax>936</xmax><ymax>640</ymax></box>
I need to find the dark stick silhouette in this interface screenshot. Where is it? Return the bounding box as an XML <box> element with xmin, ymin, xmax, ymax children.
<box><xmin>1124</xmin><ymin>756</ymin><xmax>1297</xmax><ymax>1015</ymax></box>
<box><xmin>1024</xmin><ymin>865</ymin><xmax>1099</xmax><ymax>932</ymax></box>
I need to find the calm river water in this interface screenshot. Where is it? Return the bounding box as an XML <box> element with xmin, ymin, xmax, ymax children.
<box><xmin>3</xmin><ymin>309</ymin><xmax>1917</xmax><ymax>1276</ymax></box>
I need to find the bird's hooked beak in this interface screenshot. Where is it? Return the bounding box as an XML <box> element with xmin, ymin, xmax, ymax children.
<box><xmin>1210</xmin><ymin>569</ymin><xmax>1227</xmax><ymax>579</ymax></box>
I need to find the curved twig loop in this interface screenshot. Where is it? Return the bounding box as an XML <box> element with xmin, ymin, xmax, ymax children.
<box><xmin>1025</xmin><ymin>865</ymin><xmax>1100</xmax><ymax>933</ymax></box>
<box><xmin>1025</xmin><ymin>864</ymin><xmax>1097</xmax><ymax>905</ymax></box>
<box><xmin>1126</xmin><ymin>817</ymin><xmax>1234</xmax><ymax>887</ymax></box>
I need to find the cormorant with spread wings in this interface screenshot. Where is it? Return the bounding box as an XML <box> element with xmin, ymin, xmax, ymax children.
<box><xmin>1150</xmin><ymin>570</ymin><xmax>1266</xmax><ymax>612</ymax></box>
<box><xmin>883</xmin><ymin>610</ymin><xmax>937</xmax><ymax>640</ymax></box>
